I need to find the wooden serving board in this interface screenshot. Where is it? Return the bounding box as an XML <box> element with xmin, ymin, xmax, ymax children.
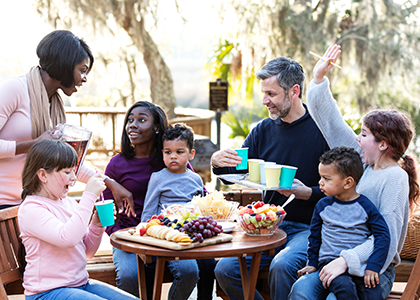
<box><xmin>114</xmin><ymin>231</ymin><xmax>233</xmax><ymax>251</ymax></box>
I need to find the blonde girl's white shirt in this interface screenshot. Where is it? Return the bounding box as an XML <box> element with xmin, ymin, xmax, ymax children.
<box><xmin>18</xmin><ymin>192</ymin><xmax>105</xmax><ymax>295</ymax></box>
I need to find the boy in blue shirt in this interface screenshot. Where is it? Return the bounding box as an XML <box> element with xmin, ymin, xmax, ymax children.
<box><xmin>295</xmin><ymin>146</ymin><xmax>390</xmax><ymax>300</ymax></box>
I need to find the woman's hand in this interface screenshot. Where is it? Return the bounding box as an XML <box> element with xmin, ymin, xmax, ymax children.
<box><xmin>313</xmin><ymin>45</ymin><xmax>342</xmax><ymax>84</ymax></box>
<box><xmin>15</xmin><ymin>126</ymin><xmax>60</xmax><ymax>155</ymax></box>
<box><xmin>319</xmin><ymin>256</ymin><xmax>348</xmax><ymax>288</ymax></box>
<box><xmin>277</xmin><ymin>179</ymin><xmax>312</xmax><ymax>200</ymax></box>
<box><xmin>105</xmin><ymin>178</ymin><xmax>136</xmax><ymax>218</ymax></box>
<box><xmin>211</xmin><ymin>149</ymin><xmax>243</xmax><ymax>168</ymax></box>
<box><xmin>85</xmin><ymin>173</ymin><xmax>106</xmax><ymax>197</ymax></box>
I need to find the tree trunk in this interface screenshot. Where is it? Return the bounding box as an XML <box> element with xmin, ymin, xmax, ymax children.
<box><xmin>36</xmin><ymin>0</ymin><xmax>177</xmax><ymax>118</ymax></box>
<box><xmin>119</xmin><ymin>2</ymin><xmax>177</xmax><ymax>118</ymax></box>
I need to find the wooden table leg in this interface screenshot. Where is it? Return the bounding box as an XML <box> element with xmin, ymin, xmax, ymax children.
<box><xmin>136</xmin><ymin>254</ymin><xmax>148</xmax><ymax>300</ymax></box>
<box><xmin>238</xmin><ymin>252</ymin><xmax>262</xmax><ymax>300</ymax></box>
<box><xmin>152</xmin><ymin>257</ymin><xmax>166</xmax><ymax>300</ymax></box>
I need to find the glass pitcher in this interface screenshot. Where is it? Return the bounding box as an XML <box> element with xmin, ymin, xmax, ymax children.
<box><xmin>55</xmin><ymin>123</ymin><xmax>92</xmax><ymax>178</ymax></box>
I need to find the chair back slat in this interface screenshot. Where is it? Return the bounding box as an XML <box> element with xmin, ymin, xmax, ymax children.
<box><xmin>400</xmin><ymin>247</ymin><xmax>420</xmax><ymax>300</ymax></box>
<box><xmin>9</xmin><ymin>218</ymin><xmax>20</xmax><ymax>255</ymax></box>
<box><xmin>0</xmin><ymin>206</ymin><xmax>22</xmax><ymax>289</ymax></box>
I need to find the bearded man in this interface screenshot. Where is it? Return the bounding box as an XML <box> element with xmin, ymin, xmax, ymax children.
<box><xmin>211</xmin><ymin>57</ymin><xmax>330</xmax><ymax>300</ymax></box>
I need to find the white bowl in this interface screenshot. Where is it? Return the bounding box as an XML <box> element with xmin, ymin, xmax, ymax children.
<box><xmin>217</xmin><ymin>222</ymin><xmax>236</xmax><ymax>233</ymax></box>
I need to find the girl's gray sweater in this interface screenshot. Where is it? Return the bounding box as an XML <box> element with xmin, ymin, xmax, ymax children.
<box><xmin>306</xmin><ymin>77</ymin><xmax>409</xmax><ymax>276</ymax></box>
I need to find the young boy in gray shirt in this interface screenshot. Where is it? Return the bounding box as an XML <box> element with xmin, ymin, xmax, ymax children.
<box><xmin>296</xmin><ymin>146</ymin><xmax>390</xmax><ymax>300</ymax></box>
<box><xmin>141</xmin><ymin>123</ymin><xmax>215</xmax><ymax>300</ymax></box>
<box><xmin>141</xmin><ymin>123</ymin><xmax>203</xmax><ymax>221</ymax></box>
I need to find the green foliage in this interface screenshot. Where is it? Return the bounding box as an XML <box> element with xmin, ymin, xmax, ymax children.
<box><xmin>205</xmin><ymin>40</ymin><xmax>234</xmax><ymax>81</ymax></box>
<box><xmin>206</xmin><ymin>40</ymin><xmax>266</xmax><ymax>138</ymax></box>
<box><xmin>337</xmin><ymin>88</ymin><xmax>420</xmax><ymax>156</ymax></box>
<box><xmin>341</xmin><ymin>106</ymin><xmax>362</xmax><ymax>135</ymax></box>
<box><xmin>221</xmin><ymin>107</ymin><xmax>253</xmax><ymax>139</ymax></box>
<box><xmin>213</xmin><ymin>0</ymin><xmax>420</xmax><ymax>116</ymax></box>
<box><xmin>377</xmin><ymin>90</ymin><xmax>420</xmax><ymax>155</ymax></box>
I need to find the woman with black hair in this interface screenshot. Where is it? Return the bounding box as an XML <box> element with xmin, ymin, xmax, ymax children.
<box><xmin>103</xmin><ymin>101</ymin><xmax>216</xmax><ymax>300</ymax></box>
<box><xmin>0</xmin><ymin>30</ymin><xmax>135</xmax><ymax>216</ymax></box>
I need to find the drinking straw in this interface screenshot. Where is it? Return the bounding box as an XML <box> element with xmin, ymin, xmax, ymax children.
<box><xmin>95</xmin><ymin>168</ymin><xmax>105</xmax><ymax>203</ymax></box>
<box><xmin>309</xmin><ymin>51</ymin><xmax>342</xmax><ymax>69</ymax></box>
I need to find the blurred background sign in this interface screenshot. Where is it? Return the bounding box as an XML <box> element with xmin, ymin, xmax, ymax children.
<box><xmin>209</xmin><ymin>79</ymin><xmax>228</xmax><ymax>112</ymax></box>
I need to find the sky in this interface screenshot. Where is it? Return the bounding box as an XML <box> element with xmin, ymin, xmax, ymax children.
<box><xmin>0</xmin><ymin>0</ymin><xmax>230</xmax><ymax>109</ymax></box>
<box><xmin>0</xmin><ymin>1</ymin><xmax>52</xmax><ymax>76</ymax></box>
<box><xmin>0</xmin><ymin>0</ymin><xmax>237</xmax><ymax>161</ymax></box>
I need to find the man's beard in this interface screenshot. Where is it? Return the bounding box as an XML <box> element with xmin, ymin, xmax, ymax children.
<box><xmin>269</xmin><ymin>95</ymin><xmax>292</xmax><ymax>120</ymax></box>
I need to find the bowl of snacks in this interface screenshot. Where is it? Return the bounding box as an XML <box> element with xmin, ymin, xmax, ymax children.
<box><xmin>236</xmin><ymin>201</ymin><xmax>286</xmax><ymax>236</ymax></box>
<box><xmin>191</xmin><ymin>191</ymin><xmax>239</xmax><ymax>221</ymax></box>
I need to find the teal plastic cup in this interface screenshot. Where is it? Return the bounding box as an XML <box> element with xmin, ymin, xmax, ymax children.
<box><xmin>95</xmin><ymin>200</ymin><xmax>115</xmax><ymax>227</ymax></box>
<box><xmin>279</xmin><ymin>165</ymin><xmax>298</xmax><ymax>188</ymax></box>
<box><xmin>235</xmin><ymin>148</ymin><xmax>249</xmax><ymax>170</ymax></box>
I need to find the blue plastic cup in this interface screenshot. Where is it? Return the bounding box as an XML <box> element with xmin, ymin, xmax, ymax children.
<box><xmin>95</xmin><ymin>200</ymin><xmax>115</xmax><ymax>227</ymax></box>
<box><xmin>235</xmin><ymin>148</ymin><xmax>249</xmax><ymax>170</ymax></box>
<box><xmin>279</xmin><ymin>165</ymin><xmax>298</xmax><ymax>188</ymax></box>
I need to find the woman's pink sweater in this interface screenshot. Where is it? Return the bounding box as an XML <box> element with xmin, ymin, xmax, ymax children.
<box><xmin>0</xmin><ymin>75</ymin><xmax>95</xmax><ymax>205</ymax></box>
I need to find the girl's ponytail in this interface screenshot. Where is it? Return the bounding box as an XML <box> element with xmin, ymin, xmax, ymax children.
<box><xmin>400</xmin><ymin>153</ymin><xmax>420</xmax><ymax>213</ymax></box>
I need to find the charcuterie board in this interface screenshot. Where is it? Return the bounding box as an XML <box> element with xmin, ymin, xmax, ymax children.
<box><xmin>217</xmin><ymin>174</ymin><xmax>301</xmax><ymax>190</ymax></box>
<box><xmin>114</xmin><ymin>230</ymin><xmax>233</xmax><ymax>250</ymax></box>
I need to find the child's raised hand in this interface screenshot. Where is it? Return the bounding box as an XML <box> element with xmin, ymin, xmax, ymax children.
<box><xmin>85</xmin><ymin>173</ymin><xmax>106</xmax><ymax>197</ymax></box>
<box><xmin>313</xmin><ymin>44</ymin><xmax>341</xmax><ymax>84</ymax></box>
<box><xmin>297</xmin><ymin>266</ymin><xmax>316</xmax><ymax>277</ymax></box>
<box><xmin>364</xmin><ymin>270</ymin><xmax>379</xmax><ymax>288</ymax></box>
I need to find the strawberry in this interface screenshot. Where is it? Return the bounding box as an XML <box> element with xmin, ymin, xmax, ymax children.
<box><xmin>157</xmin><ymin>214</ymin><xmax>164</xmax><ymax>220</ymax></box>
<box><xmin>139</xmin><ymin>227</ymin><xmax>147</xmax><ymax>236</ymax></box>
<box><xmin>151</xmin><ymin>215</ymin><xmax>158</xmax><ymax>220</ymax></box>
<box><xmin>247</xmin><ymin>224</ymin><xmax>256</xmax><ymax>230</ymax></box>
<box><xmin>254</xmin><ymin>201</ymin><xmax>264</xmax><ymax>209</ymax></box>
<box><xmin>245</xmin><ymin>208</ymin><xmax>254</xmax><ymax>215</ymax></box>
<box><xmin>255</xmin><ymin>214</ymin><xmax>262</xmax><ymax>222</ymax></box>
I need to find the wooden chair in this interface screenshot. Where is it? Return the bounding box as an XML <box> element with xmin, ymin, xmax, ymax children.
<box><xmin>0</xmin><ymin>206</ymin><xmax>25</xmax><ymax>300</ymax></box>
<box><xmin>385</xmin><ymin>246</ymin><xmax>420</xmax><ymax>299</ymax></box>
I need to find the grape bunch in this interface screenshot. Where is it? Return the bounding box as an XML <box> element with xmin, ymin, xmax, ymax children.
<box><xmin>178</xmin><ymin>211</ymin><xmax>200</xmax><ymax>226</ymax></box>
<box><xmin>179</xmin><ymin>216</ymin><xmax>223</xmax><ymax>243</ymax></box>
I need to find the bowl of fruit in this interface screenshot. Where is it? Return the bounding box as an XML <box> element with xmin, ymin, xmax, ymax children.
<box><xmin>236</xmin><ymin>201</ymin><xmax>286</xmax><ymax>236</ymax></box>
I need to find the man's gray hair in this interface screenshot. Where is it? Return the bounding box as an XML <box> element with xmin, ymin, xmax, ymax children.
<box><xmin>256</xmin><ymin>57</ymin><xmax>305</xmax><ymax>98</ymax></box>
